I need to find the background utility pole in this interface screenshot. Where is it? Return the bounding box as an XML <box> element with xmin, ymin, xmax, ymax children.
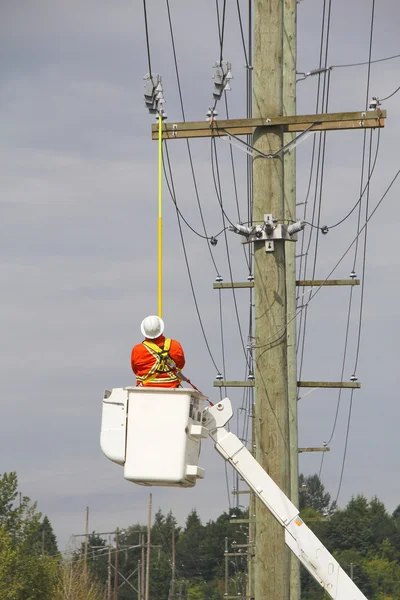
<box><xmin>108</xmin><ymin>536</ymin><xmax>112</xmax><ymax>600</ymax></box>
<box><xmin>114</xmin><ymin>527</ymin><xmax>119</xmax><ymax>600</ymax></box>
<box><xmin>141</xmin><ymin>533</ymin><xmax>145</xmax><ymax>600</ymax></box>
<box><xmin>145</xmin><ymin>493</ymin><xmax>152</xmax><ymax>600</ymax></box>
<box><xmin>253</xmin><ymin>0</ymin><xmax>299</xmax><ymax>599</ymax></box>
<box><xmin>84</xmin><ymin>506</ymin><xmax>89</xmax><ymax>568</ymax></box>
<box><xmin>171</xmin><ymin>521</ymin><xmax>176</xmax><ymax>600</ymax></box>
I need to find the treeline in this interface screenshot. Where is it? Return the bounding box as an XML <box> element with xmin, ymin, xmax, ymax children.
<box><xmin>82</xmin><ymin>474</ymin><xmax>400</xmax><ymax>600</ymax></box>
<box><xmin>2</xmin><ymin>470</ymin><xmax>400</xmax><ymax>599</ymax></box>
<box><xmin>0</xmin><ymin>472</ymin><xmax>104</xmax><ymax>600</ymax></box>
<box><xmin>82</xmin><ymin>506</ymin><xmax>248</xmax><ymax>600</ymax></box>
<box><xmin>299</xmin><ymin>475</ymin><xmax>400</xmax><ymax>599</ymax></box>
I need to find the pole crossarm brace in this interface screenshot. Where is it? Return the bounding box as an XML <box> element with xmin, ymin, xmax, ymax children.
<box><xmin>213</xmin><ymin>279</ymin><xmax>360</xmax><ymax>289</ymax></box>
<box><xmin>298</xmin><ymin>447</ymin><xmax>331</xmax><ymax>453</ymax></box>
<box><xmin>297</xmin><ymin>381</ymin><xmax>361</xmax><ymax>388</ymax></box>
<box><xmin>229</xmin><ymin>519</ymin><xmax>256</xmax><ymax>524</ymax></box>
<box><xmin>151</xmin><ymin>110</ymin><xmax>386</xmax><ymax>140</ymax></box>
<box><xmin>213</xmin><ymin>381</ymin><xmax>360</xmax><ymax>388</ymax></box>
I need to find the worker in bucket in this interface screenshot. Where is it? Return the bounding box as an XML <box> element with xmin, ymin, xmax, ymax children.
<box><xmin>131</xmin><ymin>315</ymin><xmax>185</xmax><ymax>388</ymax></box>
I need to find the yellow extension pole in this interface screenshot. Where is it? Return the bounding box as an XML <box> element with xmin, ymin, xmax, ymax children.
<box><xmin>158</xmin><ymin>114</ymin><xmax>163</xmax><ymax>318</ymax></box>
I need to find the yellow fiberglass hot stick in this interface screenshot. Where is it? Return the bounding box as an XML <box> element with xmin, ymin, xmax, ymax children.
<box><xmin>158</xmin><ymin>114</ymin><xmax>163</xmax><ymax>318</ymax></box>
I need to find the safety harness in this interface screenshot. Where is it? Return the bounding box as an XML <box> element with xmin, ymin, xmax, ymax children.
<box><xmin>136</xmin><ymin>338</ymin><xmax>213</xmax><ymax>404</ymax></box>
<box><xmin>135</xmin><ymin>338</ymin><xmax>180</xmax><ymax>386</ymax></box>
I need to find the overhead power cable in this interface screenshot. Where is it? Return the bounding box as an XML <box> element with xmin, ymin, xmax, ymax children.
<box><xmin>211</xmin><ymin>138</ymin><xmax>252</xmax><ymax>370</ymax></box>
<box><xmin>318</xmin><ymin>127</ymin><xmax>376</xmax><ymax>477</ymax></box>
<box><xmin>165</xmin><ymin>0</ymin><xmax>220</xmax><ymax>276</ymax></box>
<box><xmin>164</xmin><ymin>142</ymin><xmax>221</xmax><ymax>375</ymax></box>
<box><xmin>162</xmin><ymin>150</ymin><xmax>221</xmax><ymax>242</ymax></box>
<box><xmin>297</xmin><ymin>28</ymin><xmax>333</xmax><ymax>383</ymax></box>
<box><xmin>216</xmin><ymin>0</ymin><xmax>227</xmax><ymax>64</ymax></box>
<box><xmin>255</xmin><ymin>164</ymin><xmax>400</xmax><ymax>352</ymax></box>
<box><xmin>333</xmin><ymin>0</ymin><xmax>376</xmax><ymax>503</ymax></box>
<box><xmin>380</xmin><ymin>83</ymin><xmax>400</xmax><ymax>101</ymax></box>
<box><xmin>235</xmin><ymin>0</ymin><xmax>249</xmax><ymax>66</ymax></box>
<box><xmin>142</xmin><ymin>0</ymin><xmax>153</xmax><ymax>77</ymax></box>
<box><xmin>306</xmin><ymin>128</ymin><xmax>381</xmax><ymax>232</ymax></box>
<box><xmin>297</xmin><ymin>52</ymin><xmax>400</xmax><ymax>80</ymax></box>
<box><xmin>296</xmin><ymin>0</ymin><xmax>333</xmax><ymax>367</ymax></box>
<box><xmin>331</xmin><ymin>52</ymin><xmax>400</xmax><ymax>69</ymax></box>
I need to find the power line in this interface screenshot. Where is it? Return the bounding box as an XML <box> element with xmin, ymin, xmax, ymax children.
<box><xmin>332</xmin><ymin>0</ymin><xmax>376</xmax><ymax>503</ymax></box>
<box><xmin>164</xmin><ymin>142</ymin><xmax>221</xmax><ymax>375</ymax></box>
<box><xmin>331</xmin><ymin>52</ymin><xmax>400</xmax><ymax>69</ymax></box>
<box><xmin>380</xmin><ymin>83</ymin><xmax>400</xmax><ymax>101</ymax></box>
<box><xmin>216</xmin><ymin>0</ymin><xmax>228</xmax><ymax>64</ymax></box>
<box><xmin>165</xmin><ymin>0</ymin><xmax>221</xmax><ymax>277</ymax></box>
<box><xmin>162</xmin><ymin>148</ymin><xmax>218</xmax><ymax>241</ymax></box>
<box><xmin>235</xmin><ymin>0</ymin><xmax>249</xmax><ymax>67</ymax></box>
<box><xmin>211</xmin><ymin>138</ymin><xmax>252</xmax><ymax>370</ymax></box>
<box><xmin>306</xmin><ymin>128</ymin><xmax>381</xmax><ymax>231</ymax></box>
<box><xmin>253</xmin><ymin>164</ymin><xmax>400</xmax><ymax>352</ymax></box>
<box><xmin>297</xmin><ymin>0</ymin><xmax>333</xmax><ymax>369</ymax></box>
<box><xmin>297</xmin><ymin>52</ymin><xmax>400</xmax><ymax>80</ymax></box>
<box><xmin>142</xmin><ymin>0</ymin><xmax>152</xmax><ymax>76</ymax></box>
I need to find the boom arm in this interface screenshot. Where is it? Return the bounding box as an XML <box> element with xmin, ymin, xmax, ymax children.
<box><xmin>203</xmin><ymin>398</ymin><xmax>367</xmax><ymax>600</ymax></box>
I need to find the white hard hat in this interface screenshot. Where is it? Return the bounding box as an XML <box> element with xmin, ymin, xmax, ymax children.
<box><xmin>141</xmin><ymin>315</ymin><xmax>165</xmax><ymax>339</ymax></box>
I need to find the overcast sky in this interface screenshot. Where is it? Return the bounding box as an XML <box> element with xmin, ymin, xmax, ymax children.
<box><xmin>1</xmin><ymin>0</ymin><xmax>400</xmax><ymax>552</ymax></box>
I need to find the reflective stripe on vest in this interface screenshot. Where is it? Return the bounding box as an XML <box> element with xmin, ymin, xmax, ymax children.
<box><xmin>136</xmin><ymin>338</ymin><xmax>180</xmax><ymax>385</ymax></box>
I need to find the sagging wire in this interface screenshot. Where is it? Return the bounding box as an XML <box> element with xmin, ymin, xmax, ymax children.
<box><xmin>165</xmin><ymin>0</ymin><xmax>221</xmax><ymax>277</ymax></box>
<box><xmin>162</xmin><ymin>147</ymin><xmax>223</xmax><ymax>243</ymax></box>
<box><xmin>380</xmin><ymin>84</ymin><xmax>400</xmax><ymax>102</ymax></box>
<box><xmin>297</xmin><ymin>53</ymin><xmax>400</xmax><ymax>81</ymax></box>
<box><xmin>306</xmin><ymin>128</ymin><xmax>381</xmax><ymax>232</ymax></box>
<box><xmin>164</xmin><ymin>142</ymin><xmax>222</xmax><ymax>376</ymax></box>
<box><xmin>332</xmin><ymin>0</ymin><xmax>376</xmax><ymax>503</ymax></box>
<box><xmin>142</xmin><ymin>0</ymin><xmax>153</xmax><ymax>77</ymax></box>
<box><xmin>253</xmin><ymin>163</ymin><xmax>400</xmax><ymax>353</ymax></box>
<box><xmin>211</xmin><ymin>137</ymin><xmax>253</xmax><ymax>371</ymax></box>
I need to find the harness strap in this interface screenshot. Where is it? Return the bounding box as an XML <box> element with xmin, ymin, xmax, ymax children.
<box><xmin>136</xmin><ymin>338</ymin><xmax>179</xmax><ymax>385</ymax></box>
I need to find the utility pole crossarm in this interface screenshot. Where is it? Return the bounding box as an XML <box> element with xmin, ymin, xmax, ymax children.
<box><xmin>151</xmin><ymin>110</ymin><xmax>386</xmax><ymax>140</ymax></box>
<box><xmin>213</xmin><ymin>279</ymin><xmax>360</xmax><ymax>289</ymax></box>
<box><xmin>213</xmin><ymin>380</ymin><xmax>360</xmax><ymax>388</ymax></box>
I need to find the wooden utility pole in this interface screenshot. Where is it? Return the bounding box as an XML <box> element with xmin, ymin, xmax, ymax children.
<box><xmin>141</xmin><ymin>534</ymin><xmax>145</xmax><ymax>600</ymax></box>
<box><xmin>253</xmin><ymin>0</ymin><xmax>295</xmax><ymax>599</ymax></box>
<box><xmin>145</xmin><ymin>493</ymin><xmax>152</xmax><ymax>600</ymax></box>
<box><xmin>138</xmin><ymin>560</ymin><xmax>141</xmax><ymax>600</ymax></box>
<box><xmin>171</xmin><ymin>522</ymin><xmax>176</xmax><ymax>600</ymax></box>
<box><xmin>84</xmin><ymin>506</ymin><xmax>89</xmax><ymax>568</ymax></box>
<box><xmin>108</xmin><ymin>537</ymin><xmax>112</xmax><ymax>600</ymax></box>
<box><xmin>114</xmin><ymin>527</ymin><xmax>119</xmax><ymax>600</ymax></box>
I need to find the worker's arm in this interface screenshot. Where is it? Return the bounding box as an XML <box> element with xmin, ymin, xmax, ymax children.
<box><xmin>170</xmin><ymin>340</ymin><xmax>185</xmax><ymax>370</ymax></box>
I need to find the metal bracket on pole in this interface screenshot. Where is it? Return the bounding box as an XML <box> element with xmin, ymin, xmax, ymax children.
<box><xmin>229</xmin><ymin>214</ymin><xmax>306</xmax><ymax>252</ymax></box>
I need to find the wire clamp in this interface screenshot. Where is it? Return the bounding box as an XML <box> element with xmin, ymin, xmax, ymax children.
<box><xmin>229</xmin><ymin>214</ymin><xmax>306</xmax><ymax>252</ymax></box>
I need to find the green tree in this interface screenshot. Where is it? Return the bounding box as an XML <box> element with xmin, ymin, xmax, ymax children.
<box><xmin>29</xmin><ymin>515</ymin><xmax>59</xmax><ymax>557</ymax></box>
<box><xmin>0</xmin><ymin>472</ymin><xmax>60</xmax><ymax>599</ymax></box>
<box><xmin>177</xmin><ymin>510</ymin><xmax>206</xmax><ymax>580</ymax></box>
<box><xmin>0</xmin><ymin>524</ymin><xmax>59</xmax><ymax>600</ymax></box>
<box><xmin>299</xmin><ymin>473</ymin><xmax>335</xmax><ymax>514</ymax></box>
<box><xmin>324</xmin><ymin>495</ymin><xmax>374</xmax><ymax>555</ymax></box>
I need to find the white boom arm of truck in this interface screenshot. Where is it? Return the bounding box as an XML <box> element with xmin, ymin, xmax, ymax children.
<box><xmin>203</xmin><ymin>398</ymin><xmax>367</xmax><ymax>600</ymax></box>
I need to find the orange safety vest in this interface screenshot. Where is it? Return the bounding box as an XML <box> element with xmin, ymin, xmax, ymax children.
<box><xmin>135</xmin><ymin>338</ymin><xmax>180</xmax><ymax>387</ymax></box>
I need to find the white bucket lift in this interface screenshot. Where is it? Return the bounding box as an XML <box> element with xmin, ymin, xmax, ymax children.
<box><xmin>101</xmin><ymin>391</ymin><xmax>368</xmax><ymax>600</ymax></box>
<box><xmin>100</xmin><ymin>387</ymin><xmax>208</xmax><ymax>487</ymax></box>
